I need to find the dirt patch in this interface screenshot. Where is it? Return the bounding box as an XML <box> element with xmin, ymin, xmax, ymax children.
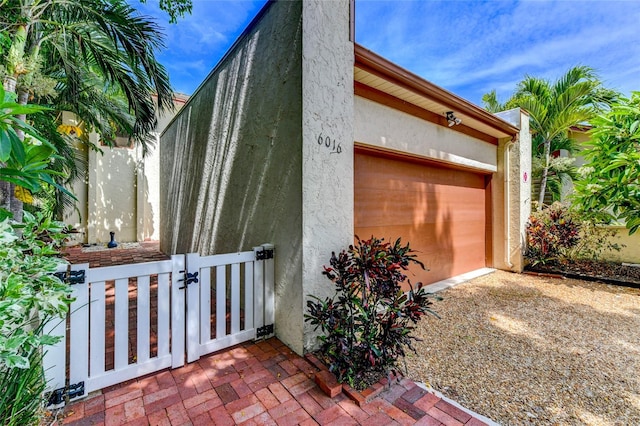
<box><xmin>530</xmin><ymin>259</ymin><xmax>640</xmax><ymax>286</ymax></box>
<box><xmin>405</xmin><ymin>270</ymin><xmax>640</xmax><ymax>425</ymax></box>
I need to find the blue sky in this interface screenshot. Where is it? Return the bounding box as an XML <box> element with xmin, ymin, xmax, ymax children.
<box><xmin>137</xmin><ymin>0</ymin><xmax>640</xmax><ymax>107</ymax></box>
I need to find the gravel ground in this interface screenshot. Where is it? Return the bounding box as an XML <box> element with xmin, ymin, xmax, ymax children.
<box><xmin>405</xmin><ymin>270</ymin><xmax>640</xmax><ymax>426</ymax></box>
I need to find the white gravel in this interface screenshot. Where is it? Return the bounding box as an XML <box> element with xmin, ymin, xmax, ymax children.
<box><xmin>405</xmin><ymin>270</ymin><xmax>640</xmax><ymax>426</ymax></box>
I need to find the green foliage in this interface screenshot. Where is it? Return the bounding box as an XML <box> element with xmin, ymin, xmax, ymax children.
<box><xmin>305</xmin><ymin>237</ymin><xmax>439</xmax><ymax>390</ymax></box>
<box><xmin>0</xmin><ymin>350</ymin><xmax>48</xmax><ymax>426</ymax></box>
<box><xmin>525</xmin><ymin>202</ymin><xmax>621</xmax><ymax>266</ymax></box>
<box><xmin>141</xmin><ymin>0</ymin><xmax>193</xmax><ymax>23</ymax></box>
<box><xmin>572</xmin><ymin>92</ymin><xmax>640</xmax><ymax>235</ymax></box>
<box><xmin>483</xmin><ymin>67</ymin><xmax>616</xmax><ymax>206</ymax></box>
<box><xmin>0</xmin><ymin>211</ymin><xmax>72</xmax><ymax>425</ymax></box>
<box><xmin>0</xmin><ymin>86</ymin><xmax>73</xmax><ymax>215</ymax></box>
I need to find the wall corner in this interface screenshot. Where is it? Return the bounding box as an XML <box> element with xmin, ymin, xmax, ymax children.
<box><xmin>301</xmin><ymin>0</ymin><xmax>355</xmax><ymax>353</ymax></box>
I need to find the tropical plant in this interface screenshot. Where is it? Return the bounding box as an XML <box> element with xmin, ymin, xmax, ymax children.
<box><xmin>305</xmin><ymin>237</ymin><xmax>439</xmax><ymax>390</ymax></box>
<box><xmin>2</xmin><ymin>0</ymin><xmax>175</xmax><ymax>149</ymax></box>
<box><xmin>482</xmin><ymin>67</ymin><xmax>615</xmax><ymax>208</ymax></box>
<box><xmin>526</xmin><ymin>203</ymin><xmax>581</xmax><ymax>266</ymax></box>
<box><xmin>1</xmin><ymin>0</ymin><xmax>177</xmax><ymax>216</ymax></box>
<box><xmin>572</xmin><ymin>92</ymin><xmax>640</xmax><ymax>234</ymax></box>
<box><xmin>0</xmin><ymin>86</ymin><xmax>72</xmax><ymax>221</ymax></box>
<box><xmin>525</xmin><ymin>202</ymin><xmax>621</xmax><ymax>266</ymax></box>
<box><xmin>0</xmin><ymin>211</ymin><xmax>72</xmax><ymax>425</ymax></box>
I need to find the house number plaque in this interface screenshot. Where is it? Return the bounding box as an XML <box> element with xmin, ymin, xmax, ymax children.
<box><xmin>317</xmin><ymin>133</ymin><xmax>342</xmax><ymax>154</ymax></box>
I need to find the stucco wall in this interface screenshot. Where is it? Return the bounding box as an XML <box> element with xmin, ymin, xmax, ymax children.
<box><xmin>87</xmin><ymin>146</ymin><xmax>138</xmax><ymax>243</ymax></box>
<box><xmin>136</xmin><ymin>141</ymin><xmax>160</xmax><ymax>241</ymax></box>
<box><xmin>300</xmin><ymin>0</ymin><xmax>354</xmax><ymax>352</ymax></box>
<box><xmin>354</xmin><ymin>97</ymin><xmax>497</xmax><ymax>172</ymax></box>
<box><xmin>160</xmin><ymin>1</ymin><xmax>305</xmax><ymax>353</ymax></box>
<box><xmin>493</xmin><ymin>108</ymin><xmax>531</xmax><ymax>271</ymax></box>
<box><xmin>600</xmin><ymin>226</ymin><xmax>640</xmax><ymax>264</ymax></box>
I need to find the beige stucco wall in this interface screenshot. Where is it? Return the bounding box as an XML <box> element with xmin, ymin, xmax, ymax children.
<box><xmin>160</xmin><ymin>0</ymin><xmax>306</xmax><ymax>353</ymax></box>
<box><xmin>493</xmin><ymin>108</ymin><xmax>531</xmax><ymax>272</ymax></box>
<box><xmin>62</xmin><ymin>111</ymin><xmax>90</xmax><ymax>245</ymax></box>
<box><xmin>354</xmin><ymin>97</ymin><xmax>497</xmax><ymax>172</ymax></box>
<box><xmin>62</xmin><ymin>99</ymin><xmax>182</xmax><ymax>244</ymax></box>
<box><xmin>600</xmin><ymin>226</ymin><xmax>640</xmax><ymax>264</ymax></box>
<box><xmin>300</xmin><ymin>0</ymin><xmax>354</xmax><ymax>351</ymax></box>
<box><xmin>87</xmin><ymin>145</ymin><xmax>138</xmax><ymax>243</ymax></box>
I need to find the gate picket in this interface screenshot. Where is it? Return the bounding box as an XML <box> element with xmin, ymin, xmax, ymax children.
<box><xmin>43</xmin><ymin>246</ymin><xmax>274</xmax><ymax>405</ymax></box>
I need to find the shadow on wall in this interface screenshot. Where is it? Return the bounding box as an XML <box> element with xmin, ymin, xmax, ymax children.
<box><xmin>161</xmin><ymin>2</ymin><xmax>302</xmax><ymax>257</ymax></box>
<box><xmin>354</xmin><ymin>152</ymin><xmax>455</xmax><ymax>289</ymax></box>
<box><xmin>160</xmin><ymin>1</ymin><xmax>304</xmax><ymax>347</ymax></box>
<box><xmin>139</xmin><ymin>166</ymin><xmax>156</xmax><ymax>241</ymax></box>
<box><xmin>92</xmin><ymin>148</ymin><xmax>137</xmax><ymax>242</ymax></box>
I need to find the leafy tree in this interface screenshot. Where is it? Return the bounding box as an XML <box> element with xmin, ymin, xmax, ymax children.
<box><xmin>0</xmin><ymin>86</ymin><xmax>71</xmax><ymax>221</ymax></box>
<box><xmin>482</xmin><ymin>67</ymin><xmax>615</xmax><ymax>208</ymax></box>
<box><xmin>1</xmin><ymin>0</ymin><xmax>178</xmax><ymax>217</ymax></box>
<box><xmin>572</xmin><ymin>92</ymin><xmax>640</xmax><ymax>235</ymax></box>
<box><xmin>141</xmin><ymin>0</ymin><xmax>192</xmax><ymax>23</ymax></box>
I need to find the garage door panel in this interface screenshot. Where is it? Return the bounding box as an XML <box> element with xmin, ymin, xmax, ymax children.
<box><xmin>355</xmin><ymin>150</ymin><xmax>488</xmax><ymax>287</ymax></box>
<box><xmin>356</xmin><ymin>189</ymin><xmax>486</xmax><ymax>227</ymax></box>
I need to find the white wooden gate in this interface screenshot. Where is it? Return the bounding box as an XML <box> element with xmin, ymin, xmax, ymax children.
<box><xmin>43</xmin><ymin>244</ymin><xmax>274</xmax><ymax>405</ymax></box>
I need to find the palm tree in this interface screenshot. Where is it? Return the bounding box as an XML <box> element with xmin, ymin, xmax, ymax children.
<box><xmin>1</xmin><ymin>0</ymin><xmax>175</xmax><ymax>217</ymax></box>
<box><xmin>482</xmin><ymin>67</ymin><xmax>614</xmax><ymax>208</ymax></box>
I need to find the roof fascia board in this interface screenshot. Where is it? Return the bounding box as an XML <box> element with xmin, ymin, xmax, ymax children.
<box><xmin>354</xmin><ymin>44</ymin><xmax>519</xmax><ymax>137</ymax></box>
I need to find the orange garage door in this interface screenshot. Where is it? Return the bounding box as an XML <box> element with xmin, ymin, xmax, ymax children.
<box><xmin>354</xmin><ymin>148</ymin><xmax>491</xmax><ymax>287</ymax></box>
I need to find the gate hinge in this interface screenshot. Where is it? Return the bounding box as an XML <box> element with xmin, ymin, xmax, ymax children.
<box><xmin>256</xmin><ymin>249</ymin><xmax>274</xmax><ymax>261</ymax></box>
<box><xmin>256</xmin><ymin>324</ymin><xmax>274</xmax><ymax>339</ymax></box>
<box><xmin>47</xmin><ymin>382</ymin><xmax>85</xmax><ymax>406</ymax></box>
<box><xmin>54</xmin><ymin>270</ymin><xmax>86</xmax><ymax>285</ymax></box>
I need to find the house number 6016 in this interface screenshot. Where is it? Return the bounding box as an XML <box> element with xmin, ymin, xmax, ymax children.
<box><xmin>317</xmin><ymin>134</ymin><xmax>342</xmax><ymax>154</ymax></box>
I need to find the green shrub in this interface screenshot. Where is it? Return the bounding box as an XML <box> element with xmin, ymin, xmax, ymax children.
<box><xmin>305</xmin><ymin>237</ymin><xmax>439</xmax><ymax>390</ymax></box>
<box><xmin>0</xmin><ymin>212</ymin><xmax>72</xmax><ymax>425</ymax></box>
<box><xmin>525</xmin><ymin>202</ymin><xmax>622</xmax><ymax>266</ymax></box>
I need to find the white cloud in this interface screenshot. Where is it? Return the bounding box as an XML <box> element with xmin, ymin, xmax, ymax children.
<box><xmin>356</xmin><ymin>0</ymin><xmax>640</xmax><ymax>104</ymax></box>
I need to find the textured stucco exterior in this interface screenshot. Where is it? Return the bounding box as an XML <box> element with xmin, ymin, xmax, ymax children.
<box><xmin>160</xmin><ymin>0</ymin><xmax>306</xmax><ymax>353</ymax></box>
<box><xmin>493</xmin><ymin>108</ymin><xmax>532</xmax><ymax>271</ymax></box>
<box><xmin>600</xmin><ymin>227</ymin><xmax>640</xmax><ymax>263</ymax></box>
<box><xmin>160</xmin><ymin>0</ymin><xmax>353</xmax><ymax>354</ymax></box>
<box><xmin>354</xmin><ymin>97</ymin><xmax>497</xmax><ymax>172</ymax></box>
<box><xmin>300</xmin><ymin>0</ymin><xmax>354</xmax><ymax>351</ymax></box>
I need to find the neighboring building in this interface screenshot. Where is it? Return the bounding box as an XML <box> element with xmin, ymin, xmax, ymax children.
<box><xmin>63</xmin><ymin>93</ymin><xmax>189</xmax><ymax>245</ymax></box>
<box><xmin>160</xmin><ymin>0</ymin><xmax>531</xmax><ymax>354</ymax></box>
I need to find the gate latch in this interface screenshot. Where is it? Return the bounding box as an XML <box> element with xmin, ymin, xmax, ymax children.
<box><xmin>178</xmin><ymin>270</ymin><xmax>199</xmax><ymax>289</ymax></box>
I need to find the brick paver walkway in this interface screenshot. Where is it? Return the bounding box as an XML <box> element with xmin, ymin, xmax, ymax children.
<box><xmin>63</xmin><ymin>241</ymin><xmax>169</xmax><ymax>267</ymax></box>
<box><xmin>58</xmin><ymin>243</ymin><xmax>493</xmax><ymax>425</ymax></box>
<box><xmin>59</xmin><ymin>338</ymin><xmax>489</xmax><ymax>426</ymax></box>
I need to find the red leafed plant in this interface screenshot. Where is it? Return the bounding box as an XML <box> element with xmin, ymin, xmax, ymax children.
<box><xmin>305</xmin><ymin>237</ymin><xmax>440</xmax><ymax>390</ymax></box>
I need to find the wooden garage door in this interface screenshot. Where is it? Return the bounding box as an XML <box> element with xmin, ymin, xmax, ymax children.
<box><xmin>355</xmin><ymin>148</ymin><xmax>490</xmax><ymax>287</ymax></box>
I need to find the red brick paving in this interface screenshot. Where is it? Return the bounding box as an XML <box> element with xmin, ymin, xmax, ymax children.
<box><xmin>62</xmin><ymin>241</ymin><xmax>170</xmax><ymax>267</ymax></box>
<box><xmin>57</xmin><ymin>338</ymin><xmax>490</xmax><ymax>426</ymax></box>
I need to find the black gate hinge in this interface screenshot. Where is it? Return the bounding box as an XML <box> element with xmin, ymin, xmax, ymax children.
<box><xmin>256</xmin><ymin>249</ymin><xmax>274</xmax><ymax>261</ymax></box>
<box><xmin>256</xmin><ymin>324</ymin><xmax>274</xmax><ymax>339</ymax></box>
<box><xmin>54</xmin><ymin>270</ymin><xmax>86</xmax><ymax>285</ymax></box>
<box><xmin>47</xmin><ymin>382</ymin><xmax>85</xmax><ymax>406</ymax></box>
